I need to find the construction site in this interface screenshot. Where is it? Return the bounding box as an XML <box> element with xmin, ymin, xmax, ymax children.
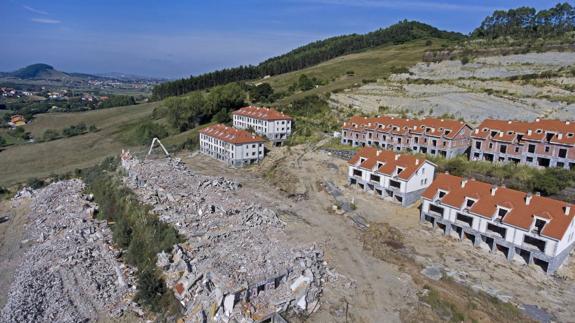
<box><xmin>1</xmin><ymin>137</ymin><xmax>575</xmax><ymax>322</ymax></box>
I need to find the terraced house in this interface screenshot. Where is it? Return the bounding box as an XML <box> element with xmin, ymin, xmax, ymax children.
<box><xmin>420</xmin><ymin>173</ymin><xmax>575</xmax><ymax>274</ymax></box>
<box><xmin>471</xmin><ymin>119</ymin><xmax>575</xmax><ymax>169</ymax></box>
<box><xmin>232</xmin><ymin>106</ymin><xmax>293</xmax><ymax>145</ymax></box>
<box><xmin>348</xmin><ymin>147</ymin><xmax>436</xmax><ymax>206</ymax></box>
<box><xmin>199</xmin><ymin>124</ymin><xmax>265</xmax><ymax>167</ymax></box>
<box><xmin>341</xmin><ymin>116</ymin><xmax>472</xmax><ymax>159</ymax></box>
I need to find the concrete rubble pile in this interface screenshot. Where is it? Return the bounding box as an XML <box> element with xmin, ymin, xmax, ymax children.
<box><xmin>122</xmin><ymin>153</ymin><xmax>327</xmax><ymax>322</ymax></box>
<box><xmin>0</xmin><ymin>180</ymin><xmax>138</xmax><ymax>322</ymax></box>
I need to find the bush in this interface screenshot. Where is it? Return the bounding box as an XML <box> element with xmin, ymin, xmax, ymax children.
<box><xmin>461</xmin><ymin>56</ymin><xmax>470</xmax><ymax>65</ymax></box>
<box><xmin>26</xmin><ymin>177</ymin><xmax>46</xmax><ymax>189</ymax></box>
<box><xmin>42</xmin><ymin>129</ymin><xmax>61</xmax><ymax>142</ymax></box>
<box><xmin>81</xmin><ymin>158</ymin><xmax>182</xmax><ymax>313</ymax></box>
<box><xmin>0</xmin><ymin>135</ymin><xmax>6</xmax><ymax>147</ymax></box>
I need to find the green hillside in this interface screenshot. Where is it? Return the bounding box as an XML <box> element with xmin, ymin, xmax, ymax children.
<box><xmin>152</xmin><ymin>21</ymin><xmax>464</xmax><ymax>99</ymax></box>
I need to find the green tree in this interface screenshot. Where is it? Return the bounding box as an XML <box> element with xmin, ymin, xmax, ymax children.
<box><xmin>250</xmin><ymin>83</ymin><xmax>274</xmax><ymax>102</ymax></box>
<box><xmin>297</xmin><ymin>74</ymin><xmax>315</xmax><ymax>91</ymax></box>
<box><xmin>165</xmin><ymin>92</ymin><xmax>207</xmax><ymax>131</ymax></box>
<box><xmin>42</xmin><ymin>129</ymin><xmax>61</xmax><ymax>141</ymax></box>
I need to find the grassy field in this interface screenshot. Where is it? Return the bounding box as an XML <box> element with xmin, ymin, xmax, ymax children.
<box><xmin>263</xmin><ymin>38</ymin><xmax>455</xmax><ymax>104</ymax></box>
<box><xmin>0</xmin><ymin>103</ymin><xmax>160</xmax><ymax>187</ymax></box>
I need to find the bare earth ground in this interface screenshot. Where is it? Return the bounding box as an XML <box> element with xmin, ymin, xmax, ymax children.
<box><xmin>180</xmin><ymin>143</ymin><xmax>575</xmax><ymax>322</ymax></box>
<box><xmin>330</xmin><ymin>51</ymin><xmax>575</xmax><ymax>123</ymax></box>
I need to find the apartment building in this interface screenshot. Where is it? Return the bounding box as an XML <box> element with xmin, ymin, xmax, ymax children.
<box><xmin>199</xmin><ymin>124</ymin><xmax>265</xmax><ymax>167</ymax></box>
<box><xmin>232</xmin><ymin>106</ymin><xmax>293</xmax><ymax>144</ymax></box>
<box><xmin>341</xmin><ymin>116</ymin><xmax>472</xmax><ymax>159</ymax></box>
<box><xmin>348</xmin><ymin>147</ymin><xmax>436</xmax><ymax>206</ymax></box>
<box><xmin>471</xmin><ymin>118</ymin><xmax>575</xmax><ymax>169</ymax></box>
<box><xmin>420</xmin><ymin>173</ymin><xmax>575</xmax><ymax>274</ymax></box>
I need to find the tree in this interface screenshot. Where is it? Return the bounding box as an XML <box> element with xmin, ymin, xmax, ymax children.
<box><xmin>297</xmin><ymin>74</ymin><xmax>315</xmax><ymax>91</ymax></box>
<box><xmin>0</xmin><ymin>136</ymin><xmax>6</xmax><ymax>147</ymax></box>
<box><xmin>42</xmin><ymin>129</ymin><xmax>61</xmax><ymax>141</ymax></box>
<box><xmin>250</xmin><ymin>83</ymin><xmax>274</xmax><ymax>102</ymax></box>
<box><xmin>165</xmin><ymin>92</ymin><xmax>207</xmax><ymax>131</ymax></box>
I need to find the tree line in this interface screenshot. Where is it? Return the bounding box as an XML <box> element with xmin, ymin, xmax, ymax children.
<box><xmin>152</xmin><ymin>20</ymin><xmax>464</xmax><ymax>100</ymax></box>
<box><xmin>472</xmin><ymin>2</ymin><xmax>575</xmax><ymax>39</ymax></box>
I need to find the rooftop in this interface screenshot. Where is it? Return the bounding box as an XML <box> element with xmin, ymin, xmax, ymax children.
<box><xmin>422</xmin><ymin>173</ymin><xmax>575</xmax><ymax>241</ymax></box>
<box><xmin>472</xmin><ymin>118</ymin><xmax>575</xmax><ymax>145</ymax></box>
<box><xmin>200</xmin><ymin>124</ymin><xmax>266</xmax><ymax>144</ymax></box>
<box><xmin>233</xmin><ymin>106</ymin><xmax>293</xmax><ymax>121</ymax></box>
<box><xmin>342</xmin><ymin>115</ymin><xmax>468</xmax><ymax>139</ymax></box>
<box><xmin>348</xmin><ymin>147</ymin><xmax>430</xmax><ymax>181</ymax></box>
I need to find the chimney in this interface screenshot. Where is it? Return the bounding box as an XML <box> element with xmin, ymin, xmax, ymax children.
<box><xmin>528</xmin><ymin>129</ymin><xmax>533</xmax><ymax>136</ymax></box>
<box><xmin>535</xmin><ymin>191</ymin><xmax>541</xmax><ymax>196</ymax></box>
<box><xmin>525</xmin><ymin>192</ymin><xmax>532</xmax><ymax>205</ymax></box>
<box><xmin>376</xmin><ymin>150</ymin><xmax>381</xmax><ymax>156</ymax></box>
<box><xmin>491</xmin><ymin>185</ymin><xmax>498</xmax><ymax>196</ymax></box>
<box><xmin>536</xmin><ymin>118</ymin><xmax>540</xmax><ymax>122</ymax></box>
<box><xmin>499</xmin><ymin>132</ymin><xmax>504</xmax><ymax>137</ymax></box>
<box><xmin>461</xmin><ymin>178</ymin><xmax>468</xmax><ymax>188</ymax></box>
<box><xmin>559</xmin><ymin>133</ymin><xmax>563</xmax><ymax>140</ymax></box>
<box><xmin>508</xmin><ymin>120</ymin><xmax>512</xmax><ymax>124</ymax></box>
<box><xmin>567</xmin><ymin>121</ymin><xmax>571</xmax><ymax>125</ymax></box>
<box><xmin>395</xmin><ymin>154</ymin><xmax>400</xmax><ymax>161</ymax></box>
<box><xmin>565</xmin><ymin>205</ymin><xmax>571</xmax><ymax>215</ymax></box>
<box><xmin>475</xmin><ymin>129</ymin><xmax>479</xmax><ymax>134</ymax></box>
<box><xmin>415</xmin><ymin>159</ymin><xmax>420</xmax><ymax>165</ymax></box>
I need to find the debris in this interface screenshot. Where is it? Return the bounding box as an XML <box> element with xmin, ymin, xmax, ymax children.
<box><xmin>0</xmin><ymin>180</ymin><xmax>136</xmax><ymax>322</ymax></box>
<box><xmin>121</xmin><ymin>153</ymin><xmax>328</xmax><ymax>321</ymax></box>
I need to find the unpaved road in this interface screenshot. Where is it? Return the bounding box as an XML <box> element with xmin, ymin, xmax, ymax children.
<box><xmin>181</xmin><ymin>143</ymin><xmax>573</xmax><ymax>322</ymax></box>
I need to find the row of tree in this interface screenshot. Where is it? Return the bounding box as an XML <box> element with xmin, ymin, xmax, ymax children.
<box><xmin>472</xmin><ymin>2</ymin><xmax>575</xmax><ymax>39</ymax></box>
<box><xmin>152</xmin><ymin>21</ymin><xmax>463</xmax><ymax>99</ymax></box>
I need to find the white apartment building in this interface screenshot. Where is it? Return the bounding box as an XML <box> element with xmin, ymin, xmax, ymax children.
<box><xmin>421</xmin><ymin>173</ymin><xmax>575</xmax><ymax>274</ymax></box>
<box><xmin>232</xmin><ymin>106</ymin><xmax>293</xmax><ymax>145</ymax></box>
<box><xmin>348</xmin><ymin>147</ymin><xmax>436</xmax><ymax>206</ymax></box>
<box><xmin>199</xmin><ymin>124</ymin><xmax>265</xmax><ymax>167</ymax></box>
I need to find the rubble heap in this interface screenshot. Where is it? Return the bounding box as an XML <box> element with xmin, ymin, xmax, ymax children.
<box><xmin>0</xmin><ymin>180</ymin><xmax>137</xmax><ymax>322</ymax></box>
<box><xmin>122</xmin><ymin>154</ymin><xmax>326</xmax><ymax>322</ymax></box>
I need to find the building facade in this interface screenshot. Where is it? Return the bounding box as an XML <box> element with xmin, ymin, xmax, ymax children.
<box><xmin>341</xmin><ymin>116</ymin><xmax>472</xmax><ymax>159</ymax></box>
<box><xmin>348</xmin><ymin>147</ymin><xmax>436</xmax><ymax>206</ymax></box>
<box><xmin>199</xmin><ymin>124</ymin><xmax>265</xmax><ymax>167</ymax></box>
<box><xmin>471</xmin><ymin>119</ymin><xmax>575</xmax><ymax>169</ymax></box>
<box><xmin>232</xmin><ymin>106</ymin><xmax>293</xmax><ymax>144</ymax></box>
<box><xmin>420</xmin><ymin>173</ymin><xmax>575</xmax><ymax>274</ymax></box>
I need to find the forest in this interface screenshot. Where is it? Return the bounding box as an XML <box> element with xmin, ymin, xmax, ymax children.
<box><xmin>472</xmin><ymin>2</ymin><xmax>575</xmax><ymax>39</ymax></box>
<box><xmin>151</xmin><ymin>20</ymin><xmax>463</xmax><ymax>99</ymax></box>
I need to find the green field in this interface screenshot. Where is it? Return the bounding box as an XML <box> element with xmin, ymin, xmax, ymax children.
<box><xmin>0</xmin><ymin>103</ymin><xmax>160</xmax><ymax>186</ymax></box>
<box><xmin>264</xmin><ymin>39</ymin><xmax>453</xmax><ymax>104</ymax></box>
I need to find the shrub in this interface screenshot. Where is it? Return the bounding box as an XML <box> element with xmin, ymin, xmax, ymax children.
<box><xmin>42</xmin><ymin>129</ymin><xmax>61</xmax><ymax>142</ymax></box>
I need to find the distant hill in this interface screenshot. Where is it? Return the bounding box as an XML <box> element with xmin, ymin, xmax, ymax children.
<box><xmin>8</xmin><ymin>64</ymin><xmax>69</xmax><ymax>80</ymax></box>
<box><xmin>2</xmin><ymin>64</ymin><xmax>163</xmax><ymax>82</ymax></box>
<box><xmin>152</xmin><ymin>20</ymin><xmax>465</xmax><ymax>99</ymax></box>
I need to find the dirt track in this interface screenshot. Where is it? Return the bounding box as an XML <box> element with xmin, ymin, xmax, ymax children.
<box><xmin>179</xmin><ymin>142</ymin><xmax>575</xmax><ymax>322</ymax></box>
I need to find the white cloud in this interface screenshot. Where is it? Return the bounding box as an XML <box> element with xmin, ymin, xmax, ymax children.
<box><xmin>23</xmin><ymin>5</ymin><xmax>48</xmax><ymax>15</ymax></box>
<box><xmin>31</xmin><ymin>18</ymin><xmax>61</xmax><ymax>24</ymax></box>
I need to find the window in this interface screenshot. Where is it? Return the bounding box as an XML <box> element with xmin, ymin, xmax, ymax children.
<box><xmin>465</xmin><ymin>198</ymin><xmax>475</xmax><ymax>207</ymax></box>
<box><xmin>499</xmin><ymin>145</ymin><xmax>507</xmax><ymax>154</ymax></box>
<box><xmin>559</xmin><ymin>148</ymin><xmax>567</xmax><ymax>158</ymax></box>
<box><xmin>528</xmin><ymin>144</ymin><xmax>535</xmax><ymax>153</ymax></box>
<box><xmin>475</xmin><ymin>141</ymin><xmax>482</xmax><ymax>149</ymax></box>
<box><xmin>545</xmin><ymin>146</ymin><xmax>550</xmax><ymax>153</ymax></box>
<box><xmin>488</xmin><ymin>143</ymin><xmax>493</xmax><ymax>149</ymax></box>
<box><xmin>438</xmin><ymin>190</ymin><xmax>447</xmax><ymax>198</ymax></box>
<box><xmin>515</xmin><ymin>146</ymin><xmax>520</xmax><ymax>153</ymax></box>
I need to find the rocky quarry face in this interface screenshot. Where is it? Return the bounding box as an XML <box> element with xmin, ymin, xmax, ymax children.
<box><xmin>122</xmin><ymin>154</ymin><xmax>328</xmax><ymax>322</ymax></box>
<box><xmin>0</xmin><ymin>180</ymin><xmax>139</xmax><ymax>322</ymax></box>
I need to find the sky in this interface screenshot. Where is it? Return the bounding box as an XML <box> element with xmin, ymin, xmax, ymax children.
<box><xmin>0</xmin><ymin>0</ymin><xmax>566</xmax><ymax>78</ymax></box>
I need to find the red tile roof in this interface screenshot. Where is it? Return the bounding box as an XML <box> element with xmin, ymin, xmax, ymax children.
<box><xmin>342</xmin><ymin>116</ymin><xmax>468</xmax><ymax>139</ymax></box>
<box><xmin>348</xmin><ymin>147</ymin><xmax>431</xmax><ymax>181</ymax></box>
<box><xmin>472</xmin><ymin>119</ymin><xmax>575</xmax><ymax>145</ymax></box>
<box><xmin>233</xmin><ymin>106</ymin><xmax>292</xmax><ymax>121</ymax></box>
<box><xmin>200</xmin><ymin>124</ymin><xmax>266</xmax><ymax>144</ymax></box>
<box><xmin>422</xmin><ymin>173</ymin><xmax>575</xmax><ymax>240</ymax></box>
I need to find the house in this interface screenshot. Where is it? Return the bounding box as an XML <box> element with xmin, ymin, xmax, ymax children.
<box><xmin>348</xmin><ymin>147</ymin><xmax>436</xmax><ymax>206</ymax></box>
<box><xmin>232</xmin><ymin>106</ymin><xmax>292</xmax><ymax>145</ymax></box>
<box><xmin>9</xmin><ymin>115</ymin><xmax>26</xmax><ymax>127</ymax></box>
<box><xmin>199</xmin><ymin>124</ymin><xmax>266</xmax><ymax>167</ymax></box>
<box><xmin>420</xmin><ymin>173</ymin><xmax>575</xmax><ymax>274</ymax></box>
<box><xmin>341</xmin><ymin>116</ymin><xmax>472</xmax><ymax>159</ymax></box>
<box><xmin>471</xmin><ymin>118</ymin><xmax>575</xmax><ymax>169</ymax></box>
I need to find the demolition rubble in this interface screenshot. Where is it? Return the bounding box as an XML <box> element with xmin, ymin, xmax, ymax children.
<box><xmin>122</xmin><ymin>152</ymin><xmax>327</xmax><ymax>322</ymax></box>
<box><xmin>0</xmin><ymin>180</ymin><xmax>137</xmax><ymax>322</ymax></box>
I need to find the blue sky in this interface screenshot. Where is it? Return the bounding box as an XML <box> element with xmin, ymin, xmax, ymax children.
<box><xmin>0</xmin><ymin>0</ymin><xmax>565</xmax><ymax>78</ymax></box>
